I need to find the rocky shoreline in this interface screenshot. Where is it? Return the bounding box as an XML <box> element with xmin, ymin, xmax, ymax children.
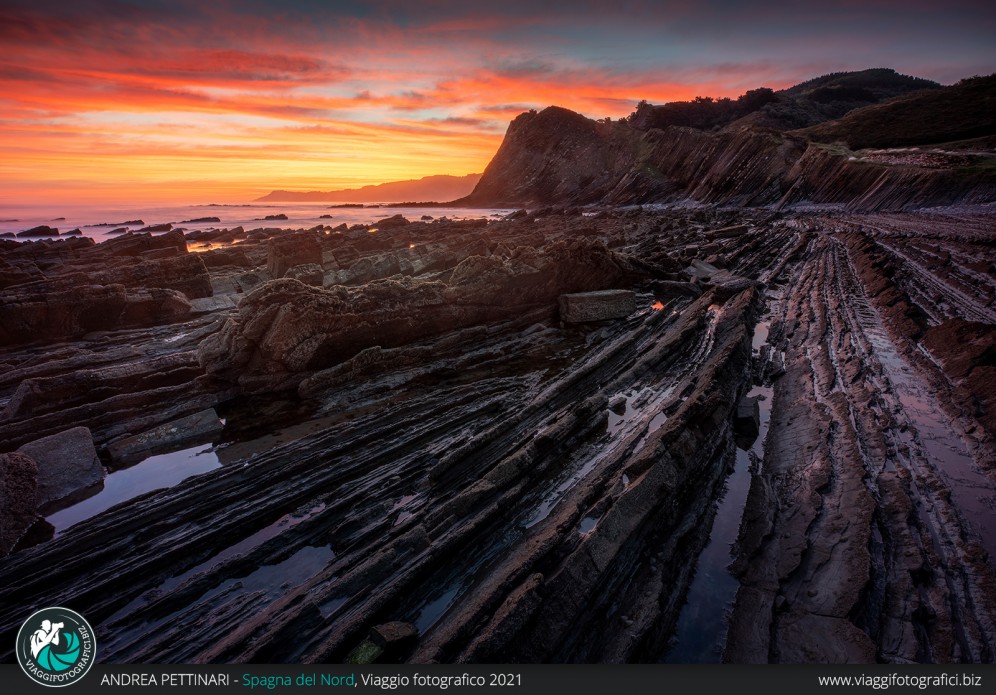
<box><xmin>1</xmin><ymin>204</ymin><xmax>994</xmax><ymax>663</ymax></box>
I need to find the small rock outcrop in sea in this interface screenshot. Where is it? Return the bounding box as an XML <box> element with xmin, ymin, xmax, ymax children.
<box><xmin>16</xmin><ymin>427</ymin><xmax>103</xmax><ymax>508</ymax></box>
<box><xmin>373</xmin><ymin>214</ymin><xmax>410</xmax><ymax>230</ymax></box>
<box><xmin>17</xmin><ymin>226</ymin><xmax>59</xmax><ymax>238</ymax></box>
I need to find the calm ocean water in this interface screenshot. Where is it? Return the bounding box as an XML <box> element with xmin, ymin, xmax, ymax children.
<box><xmin>0</xmin><ymin>203</ymin><xmax>514</xmax><ymax>242</ymax></box>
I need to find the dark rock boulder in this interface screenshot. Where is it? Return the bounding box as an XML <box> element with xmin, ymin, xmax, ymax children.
<box><xmin>734</xmin><ymin>395</ymin><xmax>761</xmax><ymax>446</ymax></box>
<box><xmin>16</xmin><ymin>427</ymin><xmax>104</xmax><ymax>509</ymax></box>
<box><xmin>370</xmin><ymin>621</ymin><xmax>418</xmax><ymax>660</ymax></box>
<box><xmin>140</xmin><ymin>247</ymin><xmax>180</xmax><ymax>261</ymax></box>
<box><xmin>17</xmin><ymin>226</ymin><xmax>59</xmax><ymax>238</ymax></box>
<box><xmin>331</xmin><ymin>255</ymin><xmax>401</xmax><ymax>286</ymax></box>
<box><xmin>267</xmin><ymin>233</ymin><xmax>321</xmax><ymax>279</ymax></box>
<box><xmin>186</xmin><ymin>227</ymin><xmax>245</xmax><ymax>243</ymax></box>
<box><xmin>373</xmin><ymin>214</ymin><xmax>410</xmax><ymax>229</ymax></box>
<box><xmin>444</xmin><ymin>239</ymin><xmax>640</xmax><ymax>306</ymax></box>
<box><xmin>706</xmin><ymin>224</ymin><xmax>750</xmax><ymax>240</ymax></box>
<box><xmin>558</xmin><ymin>290</ymin><xmax>636</xmax><ymax>323</ymax></box>
<box><xmin>0</xmin><ymin>452</ymin><xmax>39</xmax><ymax>555</ymax></box>
<box><xmin>86</xmin><ymin>220</ymin><xmax>143</xmax><ymax>227</ymax></box>
<box><xmin>650</xmin><ymin>279</ymin><xmax>702</xmax><ymax>299</ymax></box>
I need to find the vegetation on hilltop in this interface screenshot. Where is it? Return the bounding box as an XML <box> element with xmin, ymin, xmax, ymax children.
<box><xmin>783</xmin><ymin>68</ymin><xmax>939</xmax><ymax>96</ymax></box>
<box><xmin>627</xmin><ymin>68</ymin><xmax>943</xmax><ymax>133</ymax></box>
<box><xmin>798</xmin><ymin>74</ymin><xmax>996</xmax><ymax>149</ymax></box>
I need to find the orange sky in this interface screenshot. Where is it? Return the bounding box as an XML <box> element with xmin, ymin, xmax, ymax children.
<box><xmin>1</xmin><ymin>1</ymin><xmax>992</xmax><ymax>207</ymax></box>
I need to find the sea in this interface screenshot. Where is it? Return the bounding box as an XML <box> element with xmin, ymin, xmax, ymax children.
<box><xmin>0</xmin><ymin>203</ymin><xmax>515</xmax><ymax>243</ymax></box>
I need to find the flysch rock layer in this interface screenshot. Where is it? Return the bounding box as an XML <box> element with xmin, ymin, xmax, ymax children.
<box><xmin>0</xmin><ymin>206</ymin><xmax>993</xmax><ymax>666</ymax></box>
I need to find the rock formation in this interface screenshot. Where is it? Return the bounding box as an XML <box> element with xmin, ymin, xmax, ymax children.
<box><xmin>460</xmin><ymin>75</ymin><xmax>995</xmax><ymax>210</ymax></box>
<box><xmin>0</xmin><ymin>285</ymin><xmax>192</xmax><ymax>347</ymax></box>
<box><xmin>16</xmin><ymin>427</ymin><xmax>103</xmax><ymax>508</ymax></box>
<box><xmin>559</xmin><ymin>290</ymin><xmax>637</xmax><ymax>323</ymax></box>
<box><xmin>199</xmin><ymin>238</ymin><xmax>646</xmax><ymax>393</ymax></box>
<box><xmin>267</xmin><ymin>233</ymin><xmax>322</xmax><ymax>278</ymax></box>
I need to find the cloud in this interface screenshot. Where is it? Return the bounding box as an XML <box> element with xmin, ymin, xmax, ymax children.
<box><xmin>0</xmin><ymin>1</ymin><xmax>992</xmax><ymax>205</ymax></box>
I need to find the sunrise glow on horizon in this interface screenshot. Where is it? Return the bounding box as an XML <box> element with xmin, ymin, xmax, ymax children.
<box><xmin>1</xmin><ymin>0</ymin><xmax>993</xmax><ymax>208</ymax></box>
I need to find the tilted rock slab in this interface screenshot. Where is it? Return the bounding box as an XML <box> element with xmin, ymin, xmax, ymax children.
<box><xmin>199</xmin><ymin>239</ymin><xmax>644</xmax><ymax>393</ymax></box>
<box><xmin>0</xmin><ymin>284</ymin><xmax>192</xmax><ymax>347</ymax></box>
<box><xmin>16</xmin><ymin>426</ymin><xmax>104</xmax><ymax>509</ymax></box>
<box><xmin>558</xmin><ymin>290</ymin><xmax>636</xmax><ymax>323</ymax></box>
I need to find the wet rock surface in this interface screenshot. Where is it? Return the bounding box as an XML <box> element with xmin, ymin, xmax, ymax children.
<box><xmin>0</xmin><ymin>206</ymin><xmax>993</xmax><ymax>666</ymax></box>
<box><xmin>108</xmin><ymin>409</ymin><xmax>224</xmax><ymax>465</ymax></box>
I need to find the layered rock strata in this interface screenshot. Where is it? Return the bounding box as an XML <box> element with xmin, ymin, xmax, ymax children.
<box><xmin>0</xmin><ymin>208</ymin><xmax>992</xmax><ymax>667</ymax></box>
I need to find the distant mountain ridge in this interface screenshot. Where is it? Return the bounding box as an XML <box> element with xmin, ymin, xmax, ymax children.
<box><xmin>458</xmin><ymin>70</ymin><xmax>996</xmax><ymax>212</ymax></box>
<box><xmin>256</xmin><ymin>174</ymin><xmax>481</xmax><ymax>203</ymax></box>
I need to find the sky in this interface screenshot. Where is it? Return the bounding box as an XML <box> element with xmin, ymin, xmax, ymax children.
<box><xmin>1</xmin><ymin>0</ymin><xmax>993</xmax><ymax>207</ymax></box>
